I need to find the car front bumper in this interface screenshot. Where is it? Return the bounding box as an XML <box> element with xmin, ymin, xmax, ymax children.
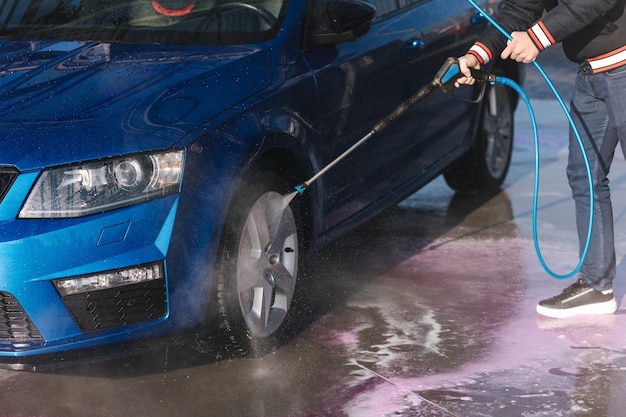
<box><xmin>0</xmin><ymin>170</ymin><xmax>182</xmax><ymax>357</ymax></box>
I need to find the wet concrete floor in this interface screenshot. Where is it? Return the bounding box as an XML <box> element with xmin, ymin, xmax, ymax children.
<box><xmin>4</xmin><ymin>48</ymin><xmax>626</xmax><ymax>417</ymax></box>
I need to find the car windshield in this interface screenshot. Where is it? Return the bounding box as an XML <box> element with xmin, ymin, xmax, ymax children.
<box><xmin>0</xmin><ymin>0</ymin><xmax>289</xmax><ymax>45</ymax></box>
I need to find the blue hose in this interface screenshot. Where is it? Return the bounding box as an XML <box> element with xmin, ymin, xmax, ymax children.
<box><xmin>465</xmin><ymin>0</ymin><xmax>594</xmax><ymax>279</ymax></box>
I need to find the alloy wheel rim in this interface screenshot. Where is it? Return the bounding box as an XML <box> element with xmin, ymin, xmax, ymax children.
<box><xmin>236</xmin><ymin>191</ymin><xmax>298</xmax><ymax>337</ymax></box>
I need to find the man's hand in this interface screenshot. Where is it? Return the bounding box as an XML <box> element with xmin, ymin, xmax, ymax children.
<box><xmin>501</xmin><ymin>31</ymin><xmax>539</xmax><ymax>63</ymax></box>
<box><xmin>455</xmin><ymin>54</ymin><xmax>480</xmax><ymax>87</ymax></box>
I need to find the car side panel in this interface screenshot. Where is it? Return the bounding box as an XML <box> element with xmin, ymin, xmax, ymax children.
<box><xmin>303</xmin><ymin>0</ymin><xmax>488</xmax><ymax>232</ymax></box>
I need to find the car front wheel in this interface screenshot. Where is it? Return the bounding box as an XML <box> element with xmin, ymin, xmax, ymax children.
<box><xmin>215</xmin><ymin>171</ymin><xmax>303</xmax><ymax>353</ymax></box>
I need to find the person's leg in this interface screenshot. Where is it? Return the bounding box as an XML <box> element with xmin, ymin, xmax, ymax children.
<box><xmin>536</xmin><ymin>68</ymin><xmax>620</xmax><ymax>318</ymax></box>
<box><xmin>568</xmin><ymin>71</ymin><xmax>619</xmax><ymax>292</ymax></box>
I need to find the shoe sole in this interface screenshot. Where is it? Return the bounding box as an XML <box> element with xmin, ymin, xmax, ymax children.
<box><xmin>536</xmin><ymin>298</ymin><xmax>618</xmax><ymax>319</ymax></box>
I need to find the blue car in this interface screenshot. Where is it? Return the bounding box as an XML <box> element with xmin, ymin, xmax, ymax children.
<box><xmin>0</xmin><ymin>0</ymin><xmax>521</xmax><ymax>363</ymax></box>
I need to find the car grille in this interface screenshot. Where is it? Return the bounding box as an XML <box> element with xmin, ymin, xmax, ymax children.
<box><xmin>61</xmin><ymin>279</ymin><xmax>167</xmax><ymax>332</ymax></box>
<box><xmin>0</xmin><ymin>292</ymin><xmax>44</xmax><ymax>351</ymax></box>
<box><xmin>0</xmin><ymin>168</ymin><xmax>17</xmax><ymax>204</ymax></box>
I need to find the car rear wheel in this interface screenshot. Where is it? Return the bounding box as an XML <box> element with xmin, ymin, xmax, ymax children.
<box><xmin>215</xmin><ymin>171</ymin><xmax>303</xmax><ymax>354</ymax></box>
<box><xmin>443</xmin><ymin>70</ymin><xmax>514</xmax><ymax>192</ymax></box>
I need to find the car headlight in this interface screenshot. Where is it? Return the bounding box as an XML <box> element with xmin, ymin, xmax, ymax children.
<box><xmin>19</xmin><ymin>149</ymin><xmax>184</xmax><ymax>218</ymax></box>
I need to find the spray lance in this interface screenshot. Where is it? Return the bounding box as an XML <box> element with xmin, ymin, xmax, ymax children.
<box><xmin>286</xmin><ymin>57</ymin><xmax>492</xmax><ymax>203</ymax></box>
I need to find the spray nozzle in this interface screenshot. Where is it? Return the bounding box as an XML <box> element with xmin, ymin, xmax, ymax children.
<box><xmin>294</xmin><ymin>183</ymin><xmax>308</xmax><ymax>195</ymax></box>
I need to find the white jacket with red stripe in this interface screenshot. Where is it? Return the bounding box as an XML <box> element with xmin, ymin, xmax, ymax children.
<box><xmin>469</xmin><ymin>0</ymin><xmax>626</xmax><ymax>73</ymax></box>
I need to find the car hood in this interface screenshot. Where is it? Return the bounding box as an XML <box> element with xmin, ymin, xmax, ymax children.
<box><xmin>0</xmin><ymin>41</ymin><xmax>272</xmax><ymax>171</ymax></box>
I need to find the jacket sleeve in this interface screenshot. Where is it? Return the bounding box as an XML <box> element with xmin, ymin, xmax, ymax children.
<box><xmin>468</xmin><ymin>0</ymin><xmax>620</xmax><ymax>65</ymax></box>
<box><xmin>529</xmin><ymin>0</ymin><xmax>620</xmax><ymax>51</ymax></box>
<box><xmin>468</xmin><ymin>0</ymin><xmax>545</xmax><ymax>65</ymax></box>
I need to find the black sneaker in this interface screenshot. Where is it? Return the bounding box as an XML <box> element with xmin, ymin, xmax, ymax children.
<box><xmin>536</xmin><ymin>279</ymin><xmax>617</xmax><ymax>319</ymax></box>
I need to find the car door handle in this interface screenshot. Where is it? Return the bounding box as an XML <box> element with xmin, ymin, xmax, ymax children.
<box><xmin>471</xmin><ymin>12</ymin><xmax>487</xmax><ymax>26</ymax></box>
<box><xmin>401</xmin><ymin>39</ymin><xmax>424</xmax><ymax>59</ymax></box>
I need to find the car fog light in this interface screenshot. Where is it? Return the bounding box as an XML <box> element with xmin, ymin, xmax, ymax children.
<box><xmin>53</xmin><ymin>262</ymin><xmax>164</xmax><ymax>296</ymax></box>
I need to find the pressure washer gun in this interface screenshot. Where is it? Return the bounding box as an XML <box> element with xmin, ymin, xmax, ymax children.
<box><xmin>370</xmin><ymin>57</ymin><xmax>494</xmax><ymax>135</ymax></box>
<box><xmin>435</xmin><ymin>57</ymin><xmax>496</xmax><ymax>95</ymax></box>
<box><xmin>292</xmin><ymin>58</ymin><xmax>494</xmax><ymax>196</ymax></box>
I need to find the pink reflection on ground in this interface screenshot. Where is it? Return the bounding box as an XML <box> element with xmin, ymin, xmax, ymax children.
<box><xmin>332</xmin><ymin>330</ymin><xmax>360</xmax><ymax>346</ymax></box>
<box><xmin>305</xmin><ymin>234</ymin><xmax>626</xmax><ymax>416</ymax></box>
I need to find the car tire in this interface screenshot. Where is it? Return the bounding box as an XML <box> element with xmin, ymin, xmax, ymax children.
<box><xmin>214</xmin><ymin>170</ymin><xmax>304</xmax><ymax>355</ymax></box>
<box><xmin>443</xmin><ymin>69</ymin><xmax>514</xmax><ymax>193</ymax></box>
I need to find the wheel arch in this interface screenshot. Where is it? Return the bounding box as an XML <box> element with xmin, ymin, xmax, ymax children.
<box><xmin>243</xmin><ymin>145</ymin><xmax>316</xmax><ymax>248</ymax></box>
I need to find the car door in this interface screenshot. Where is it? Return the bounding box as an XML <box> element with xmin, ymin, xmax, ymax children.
<box><xmin>391</xmin><ymin>0</ymin><xmax>490</xmax><ymax>184</ymax></box>
<box><xmin>302</xmin><ymin>0</ymin><xmax>488</xmax><ymax>232</ymax></box>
